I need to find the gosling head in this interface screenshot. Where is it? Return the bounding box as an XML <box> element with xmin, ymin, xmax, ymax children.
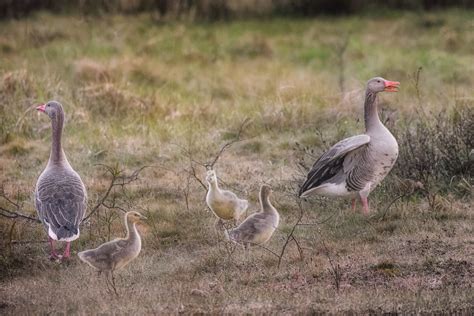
<box><xmin>206</xmin><ymin>169</ymin><xmax>217</xmax><ymax>183</ymax></box>
<box><xmin>126</xmin><ymin>211</ymin><xmax>147</xmax><ymax>223</ymax></box>
<box><xmin>36</xmin><ymin>100</ymin><xmax>64</xmax><ymax>120</ymax></box>
<box><xmin>260</xmin><ymin>184</ymin><xmax>272</xmax><ymax>198</ymax></box>
<box><xmin>366</xmin><ymin>77</ymin><xmax>400</xmax><ymax>93</ymax></box>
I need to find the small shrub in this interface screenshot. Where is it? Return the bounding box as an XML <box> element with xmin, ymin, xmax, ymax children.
<box><xmin>392</xmin><ymin>104</ymin><xmax>473</xmax><ymax>194</ymax></box>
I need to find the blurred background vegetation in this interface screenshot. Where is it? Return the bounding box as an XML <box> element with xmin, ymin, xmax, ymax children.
<box><xmin>1</xmin><ymin>0</ymin><xmax>473</xmax><ymax>19</ymax></box>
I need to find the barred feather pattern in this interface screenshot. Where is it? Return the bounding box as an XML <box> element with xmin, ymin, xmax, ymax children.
<box><xmin>344</xmin><ymin>147</ymin><xmax>375</xmax><ymax>192</ymax></box>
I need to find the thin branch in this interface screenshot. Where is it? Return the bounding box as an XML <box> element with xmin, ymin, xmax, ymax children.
<box><xmin>296</xmin><ymin>212</ymin><xmax>336</xmax><ymax>226</ymax></box>
<box><xmin>188</xmin><ymin>165</ymin><xmax>207</xmax><ymax>190</ymax></box>
<box><xmin>336</xmin><ymin>34</ymin><xmax>350</xmax><ymax>94</ymax></box>
<box><xmin>11</xmin><ymin>240</ymin><xmax>48</xmax><ymax>244</ymax></box>
<box><xmin>173</xmin><ymin>118</ymin><xmax>252</xmax><ymax>210</ymax></box>
<box><xmin>257</xmin><ymin>244</ymin><xmax>281</xmax><ymax>259</ymax></box>
<box><xmin>320</xmin><ymin>236</ymin><xmax>342</xmax><ymax>291</ymax></box>
<box><xmin>0</xmin><ymin>185</ymin><xmax>40</xmax><ymax>222</ymax></box>
<box><xmin>379</xmin><ymin>193</ymin><xmax>406</xmax><ymax>221</ymax></box>
<box><xmin>207</xmin><ymin>117</ymin><xmax>251</xmax><ymax>169</ymax></box>
<box><xmin>82</xmin><ymin>164</ymin><xmax>148</xmax><ymax>223</ymax></box>
<box><xmin>0</xmin><ymin>207</ymin><xmax>40</xmax><ymax>222</ymax></box>
<box><xmin>277</xmin><ymin>197</ymin><xmax>305</xmax><ymax>268</ymax></box>
<box><xmin>170</xmin><ymin>142</ymin><xmax>207</xmax><ymax>168</ymax></box>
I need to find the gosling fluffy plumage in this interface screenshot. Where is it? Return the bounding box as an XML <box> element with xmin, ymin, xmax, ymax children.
<box><xmin>78</xmin><ymin>211</ymin><xmax>146</xmax><ymax>272</ymax></box>
<box><xmin>206</xmin><ymin>169</ymin><xmax>248</xmax><ymax>221</ymax></box>
<box><xmin>225</xmin><ymin>185</ymin><xmax>279</xmax><ymax>247</ymax></box>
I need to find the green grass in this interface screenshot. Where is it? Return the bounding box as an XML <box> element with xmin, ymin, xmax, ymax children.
<box><xmin>0</xmin><ymin>10</ymin><xmax>473</xmax><ymax>314</ymax></box>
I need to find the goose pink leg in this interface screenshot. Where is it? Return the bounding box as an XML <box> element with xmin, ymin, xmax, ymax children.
<box><xmin>359</xmin><ymin>186</ymin><xmax>371</xmax><ymax>215</ymax></box>
<box><xmin>351</xmin><ymin>198</ymin><xmax>357</xmax><ymax>211</ymax></box>
<box><xmin>62</xmin><ymin>242</ymin><xmax>71</xmax><ymax>260</ymax></box>
<box><xmin>361</xmin><ymin>196</ymin><xmax>370</xmax><ymax>215</ymax></box>
<box><xmin>49</xmin><ymin>237</ymin><xmax>59</xmax><ymax>260</ymax></box>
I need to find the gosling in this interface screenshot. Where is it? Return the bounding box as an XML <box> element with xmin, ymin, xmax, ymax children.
<box><xmin>78</xmin><ymin>211</ymin><xmax>146</xmax><ymax>293</ymax></box>
<box><xmin>225</xmin><ymin>185</ymin><xmax>279</xmax><ymax>247</ymax></box>
<box><xmin>206</xmin><ymin>169</ymin><xmax>248</xmax><ymax>226</ymax></box>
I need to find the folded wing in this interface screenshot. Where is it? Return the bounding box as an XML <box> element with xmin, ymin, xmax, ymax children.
<box><xmin>299</xmin><ymin>134</ymin><xmax>370</xmax><ymax>197</ymax></box>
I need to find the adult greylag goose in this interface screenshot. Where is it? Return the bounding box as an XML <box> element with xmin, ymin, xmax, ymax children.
<box><xmin>206</xmin><ymin>169</ymin><xmax>248</xmax><ymax>224</ymax></box>
<box><xmin>78</xmin><ymin>211</ymin><xmax>146</xmax><ymax>293</ymax></box>
<box><xmin>299</xmin><ymin>77</ymin><xmax>400</xmax><ymax>214</ymax></box>
<box><xmin>35</xmin><ymin>101</ymin><xmax>87</xmax><ymax>260</ymax></box>
<box><xmin>225</xmin><ymin>185</ymin><xmax>279</xmax><ymax>247</ymax></box>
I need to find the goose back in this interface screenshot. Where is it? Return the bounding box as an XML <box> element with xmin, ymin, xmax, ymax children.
<box><xmin>35</xmin><ymin>166</ymin><xmax>87</xmax><ymax>241</ymax></box>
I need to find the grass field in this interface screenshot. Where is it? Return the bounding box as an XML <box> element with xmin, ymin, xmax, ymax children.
<box><xmin>0</xmin><ymin>10</ymin><xmax>473</xmax><ymax>314</ymax></box>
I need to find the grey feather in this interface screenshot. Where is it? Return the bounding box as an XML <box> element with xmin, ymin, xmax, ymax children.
<box><xmin>299</xmin><ymin>135</ymin><xmax>370</xmax><ymax>196</ymax></box>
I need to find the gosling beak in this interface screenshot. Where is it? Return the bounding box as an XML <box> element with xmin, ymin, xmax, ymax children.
<box><xmin>36</xmin><ymin>104</ymin><xmax>46</xmax><ymax>112</ymax></box>
<box><xmin>383</xmin><ymin>80</ymin><xmax>400</xmax><ymax>92</ymax></box>
<box><xmin>140</xmin><ymin>215</ymin><xmax>148</xmax><ymax>220</ymax></box>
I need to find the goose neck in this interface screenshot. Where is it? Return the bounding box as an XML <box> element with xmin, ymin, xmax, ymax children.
<box><xmin>49</xmin><ymin>111</ymin><xmax>66</xmax><ymax>165</ymax></box>
<box><xmin>364</xmin><ymin>90</ymin><xmax>382</xmax><ymax>132</ymax></box>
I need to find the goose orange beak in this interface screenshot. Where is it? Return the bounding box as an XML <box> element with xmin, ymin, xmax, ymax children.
<box><xmin>36</xmin><ymin>104</ymin><xmax>46</xmax><ymax>112</ymax></box>
<box><xmin>384</xmin><ymin>80</ymin><xmax>400</xmax><ymax>92</ymax></box>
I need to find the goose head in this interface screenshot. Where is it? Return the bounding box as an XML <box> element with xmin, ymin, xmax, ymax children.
<box><xmin>126</xmin><ymin>211</ymin><xmax>147</xmax><ymax>223</ymax></box>
<box><xmin>206</xmin><ymin>169</ymin><xmax>217</xmax><ymax>184</ymax></box>
<box><xmin>367</xmin><ymin>77</ymin><xmax>400</xmax><ymax>93</ymax></box>
<box><xmin>36</xmin><ymin>100</ymin><xmax>64</xmax><ymax>120</ymax></box>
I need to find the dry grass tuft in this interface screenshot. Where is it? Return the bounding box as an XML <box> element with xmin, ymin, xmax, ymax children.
<box><xmin>0</xmin><ymin>70</ymin><xmax>35</xmax><ymax>97</ymax></box>
<box><xmin>73</xmin><ymin>59</ymin><xmax>110</xmax><ymax>82</ymax></box>
<box><xmin>80</xmin><ymin>83</ymin><xmax>151</xmax><ymax>117</ymax></box>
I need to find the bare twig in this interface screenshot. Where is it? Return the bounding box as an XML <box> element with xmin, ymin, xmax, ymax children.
<box><xmin>296</xmin><ymin>212</ymin><xmax>336</xmax><ymax>226</ymax></box>
<box><xmin>257</xmin><ymin>244</ymin><xmax>281</xmax><ymax>259</ymax></box>
<box><xmin>189</xmin><ymin>164</ymin><xmax>207</xmax><ymax>190</ymax></box>
<box><xmin>173</xmin><ymin>118</ymin><xmax>252</xmax><ymax>209</ymax></box>
<box><xmin>335</xmin><ymin>34</ymin><xmax>350</xmax><ymax>94</ymax></box>
<box><xmin>0</xmin><ymin>206</ymin><xmax>39</xmax><ymax>221</ymax></box>
<box><xmin>379</xmin><ymin>194</ymin><xmax>407</xmax><ymax>221</ymax></box>
<box><xmin>0</xmin><ymin>185</ymin><xmax>40</xmax><ymax>222</ymax></box>
<box><xmin>82</xmin><ymin>164</ymin><xmax>148</xmax><ymax>223</ymax></box>
<box><xmin>320</xmin><ymin>236</ymin><xmax>342</xmax><ymax>291</ymax></box>
<box><xmin>207</xmin><ymin>117</ymin><xmax>251</xmax><ymax>169</ymax></box>
<box><xmin>277</xmin><ymin>197</ymin><xmax>305</xmax><ymax>268</ymax></box>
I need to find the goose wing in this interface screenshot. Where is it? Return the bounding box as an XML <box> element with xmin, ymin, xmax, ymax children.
<box><xmin>299</xmin><ymin>134</ymin><xmax>370</xmax><ymax>196</ymax></box>
<box><xmin>91</xmin><ymin>239</ymin><xmax>128</xmax><ymax>260</ymax></box>
<box><xmin>221</xmin><ymin>189</ymin><xmax>239</xmax><ymax>201</ymax></box>
<box><xmin>228</xmin><ymin>212</ymin><xmax>274</xmax><ymax>244</ymax></box>
<box><xmin>79</xmin><ymin>239</ymin><xmax>128</xmax><ymax>270</ymax></box>
<box><xmin>221</xmin><ymin>190</ymin><xmax>248</xmax><ymax>210</ymax></box>
<box><xmin>35</xmin><ymin>171</ymin><xmax>87</xmax><ymax>240</ymax></box>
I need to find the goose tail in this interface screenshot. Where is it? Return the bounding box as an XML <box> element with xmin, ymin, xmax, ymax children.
<box><xmin>224</xmin><ymin>229</ymin><xmax>230</xmax><ymax>241</ymax></box>
<box><xmin>238</xmin><ymin>199</ymin><xmax>249</xmax><ymax>212</ymax></box>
